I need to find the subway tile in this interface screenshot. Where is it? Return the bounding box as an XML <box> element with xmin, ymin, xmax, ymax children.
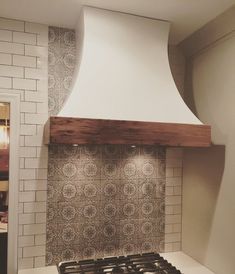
<box><xmin>37</xmin><ymin>78</ymin><xmax>48</xmax><ymax>92</ymax></box>
<box><xmin>173</xmin><ymin>168</ymin><xmax>182</xmax><ymax>176</ymax></box>
<box><xmin>172</xmin><ymin>242</ymin><xmax>181</xmax><ymax>251</ymax></box>
<box><xmin>24</xmin><ymin>202</ymin><xmax>46</xmax><ymax>213</ymax></box>
<box><xmin>20</xmin><ymin>135</ymin><xmax>25</xmax><ymax>146</ymax></box>
<box><xmin>0</xmin><ymin>41</ymin><xmax>24</xmax><ymax>54</ymax></box>
<box><xmin>24</xmin><ymin>223</ymin><xmax>46</xmax><ymax>235</ymax></box>
<box><xmin>164</xmin><ymin>243</ymin><xmax>173</xmax><ymax>252</ymax></box>
<box><xmin>0</xmin><ymin>76</ymin><xmax>11</xmax><ymax>88</ymax></box>
<box><xmin>166</xmin><ymin>177</ymin><xmax>182</xmax><ymax>186</ymax></box>
<box><xmin>37</xmin><ymin>32</ymin><xmax>48</xmax><ymax>47</ymax></box>
<box><xmin>36</xmin><ymin>102</ymin><xmax>48</xmax><ymax>113</ymax></box>
<box><xmin>13</xmin><ymin>78</ymin><xmax>37</xmax><ymax>90</ymax></box>
<box><xmin>20</xmin><ymin>147</ymin><xmax>37</xmax><ymax>157</ymax></box>
<box><xmin>18</xmin><ymin>202</ymin><xmax>24</xmax><ymax>214</ymax></box>
<box><xmin>24</xmin><ymin>180</ymin><xmax>47</xmax><ymax>191</ymax></box>
<box><xmin>173</xmin><ymin>223</ymin><xmax>182</xmax><ymax>233</ymax></box>
<box><xmin>25</xmin><ymin>113</ymin><xmax>48</xmax><ymax>124</ymax></box>
<box><xmin>25</xmin><ymin>158</ymin><xmax>47</xmax><ymax>169</ymax></box>
<box><xmin>165</xmin><ymin>214</ymin><xmax>181</xmax><ymax>224</ymax></box>
<box><xmin>166</xmin><ymin>167</ymin><xmax>174</xmax><ymax>177</ymax></box>
<box><xmin>165</xmin><ymin>195</ymin><xmax>182</xmax><ymax>205</ymax></box>
<box><xmin>36</xmin><ymin>168</ymin><xmax>47</xmax><ymax>179</ymax></box>
<box><xmin>19</xmin><ymin>192</ymin><xmax>35</xmax><ymax>203</ymax></box>
<box><xmin>25</xmin><ymin>135</ymin><xmax>43</xmax><ymax>147</ymax></box>
<box><xmin>25</xmin><ymin>90</ymin><xmax>47</xmax><ymax>102</ymax></box>
<box><xmin>18</xmin><ymin>235</ymin><xmax>35</xmax><ymax>247</ymax></box>
<box><xmin>165</xmin><ymin>233</ymin><xmax>181</xmax><ymax>243</ymax></box>
<box><xmin>0</xmin><ymin>64</ymin><xmax>23</xmax><ymax>77</ymax></box>
<box><xmin>173</xmin><ymin>205</ymin><xmax>182</xmax><ymax>214</ymax></box>
<box><xmin>25</xmin><ymin>44</ymin><xmax>47</xmax><ymax>57</ymax></box>
<box><xmin>20</xmin><ymin>168</ymin><xmax>36</xmax><ymax>180</ymax></box>
<box><xmin>19</xmin><ymin>180</ymin><xmax>24</xmax><ymax>190</ymax></box>
<box><xmin>35</xmin><ymin>235</ymin><xmax>46</xmax><ymax>246</ymax></box>
<box><xmin>36</xmin><ymin>146</ymin><xmax>48</xmax><ymax>158</ymax></box>
<box><xmin>174</xmin><ymin>186</ymin><xmax>182</xmax><ymax>195</ymax></box>
<box><xmin>20</xmin><ymin>101</ymin><xmax>36</xmax><ymax>113</ymax></box>
<box><xmin>18</xmin><ymin>225</ymin><xmax>23</xmax><ymax>236</ymax></box>
<box><xmin>0</xmin><ymin>53</ymin><xmax>11</xmax><ymax>65</ymax></box>
<box><xmin>23</xmin><ymin>245</ymin><xmax>46</xmax><ymax>257</ymax></box>
<box><xmin>13</xmin><ymin>31</ymin><xmax>36</xmax><ymax>45</ymax></box>
<box><xmin>19</xmin><ymin>213</ymin><xmax>35</xmax><ymax>225</ymax></box>
<box><xmin>36</xmin><ymin>191</ymin><xmax>47</xmax><ymax>202</ymax></box>
<box><xmin>20</xmin><ymin>124</ymin><xmax>37</xmax><ymax>135</ymax></box>
<box><xmin>25</xmin><ymin>67</ymin><xmax>46</xmax><ymax>79</ymax></box>
<box><xmin>35</xmin><ymin>212</ymin><xmax>47</xmax><ymax>222</ymax></box>
<box><xmin>0</xmin><ymin>29</ymin><xmax>12</xmax><ymax>42</ymax></box>
<box><xmin>165</xmin><ymin>205</ymin><xmax>174</xmax><ymax>215</ymax></box>
<box><xmin>25</xmin><ymin>22</ymin><xmax>47</xmax><ymax>34</ymax></box>
<box><xmin>0</xmin><ymin>18</ymin><xmax>24</xmax><ymax>31</ymax></box>
<box><xmin>165</xmin><ymin>186</ymin><xmax>174</xmax><ymax>196</ymax></box>
<box><xmin>165</xmin><ymin>224</ymin><xmax>173</xmax><ymax>234</ymax></box>
<box><xmin>34</xmin><ymin>256</ymin><xmax>46</xmax><ymax>267</ymax></box>
<box><xmin>13</xmin><ymin>55</ymin><xmax>37</xmax><ymax>67</ymax></box>
<box><xmin>18</xmin><ymin>258</ymin><xmax>34</xmax><ymax>269</ymax></box>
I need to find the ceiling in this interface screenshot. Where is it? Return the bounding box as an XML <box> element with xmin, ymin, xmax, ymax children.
<box><xmin>0</xmin><ymin>0</ymin><xmax>234</xmax><ymax>44</ymax></box>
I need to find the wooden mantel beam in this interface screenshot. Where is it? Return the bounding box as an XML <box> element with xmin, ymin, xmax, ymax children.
<box><xmin>44</xmin><ymin>116</ymin><xmax>211</xmax><ymax>147</ymax></box>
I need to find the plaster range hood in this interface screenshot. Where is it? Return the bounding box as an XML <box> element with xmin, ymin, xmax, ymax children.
<box><xmin>44</xmin><ymin>6</ymin><xmax>211</xmax><ymax>147</ymax></box>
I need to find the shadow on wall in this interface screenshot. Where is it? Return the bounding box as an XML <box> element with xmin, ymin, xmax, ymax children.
<box><xmin>182</xmin><ymin>145</ymin><xmax>225</xmax><ymax>263</ymax></box>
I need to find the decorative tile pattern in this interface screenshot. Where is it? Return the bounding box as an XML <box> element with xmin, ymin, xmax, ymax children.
<box><xmin>48</xmin><ymin>27</ymin><xmax>76</xmax><ymax>115</ymax></box>
<box><xmin>46</xmin><ymin>145</ymin><xmax>166</xmax><ymax>265</ymax></box>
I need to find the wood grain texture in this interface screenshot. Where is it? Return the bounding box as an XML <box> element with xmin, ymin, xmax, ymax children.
<box><xmin>45</xmin><ymin>117</ymin><xmax>211</xmax><ymax>147</ymax></box>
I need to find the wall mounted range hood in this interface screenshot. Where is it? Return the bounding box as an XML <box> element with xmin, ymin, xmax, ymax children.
<box><xmin>44</xmin><ymin>6</ymin><xmax>211</xmax><ymax>147</ymax></box>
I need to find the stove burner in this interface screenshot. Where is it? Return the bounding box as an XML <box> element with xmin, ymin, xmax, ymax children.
<box><xmin>58</xmin><ymin>253</ymin><xmax>182</xmax><ymax>274</ymax></box>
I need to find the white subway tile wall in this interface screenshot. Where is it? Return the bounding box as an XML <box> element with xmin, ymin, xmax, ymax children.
<box><xmin>0</xmin><ymin>18</ymin><xmax>48</xmax><ymax>269</ymax></box>
<box><xmin>164</xmin><ymin>148</ymin><xmax>183</xmax><ymax>252</ymax></box>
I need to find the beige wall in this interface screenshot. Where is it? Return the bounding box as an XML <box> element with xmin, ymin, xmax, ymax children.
<box><xmin>181</xmin><ymin>6</ymin><xmax>235</xmax><ymax>274</ymax></box>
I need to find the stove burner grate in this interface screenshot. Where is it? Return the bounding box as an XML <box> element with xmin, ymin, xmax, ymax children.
<box><xmin>58</xmin><ymin>253</ymin><xmax>182</xmax><ymax>274</ymax></box>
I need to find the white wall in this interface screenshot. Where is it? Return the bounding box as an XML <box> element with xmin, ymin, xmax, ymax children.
<box><xmin>0</xmin><ymin>18</ymin><xmax>48</xmax><ymax>269</ymax></box>
<box><xmin>181</xmin><ymin>7</ymin><xmax>235</xmax><ymax>274</ymax></box>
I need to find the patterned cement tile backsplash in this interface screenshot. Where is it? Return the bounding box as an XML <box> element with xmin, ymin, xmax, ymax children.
<box><xmin>46</xmin><ymin>145</ymin><xmax>166</xmax><ymax>265</ymax></box>
<box><xmin>48</xmin><ymin>27</ymin><xmax>76</xmax><ymax>116</ymax></box>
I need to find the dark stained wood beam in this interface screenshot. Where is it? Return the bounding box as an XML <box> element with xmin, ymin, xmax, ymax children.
<box><xmin>44</xmin><ymin>116</ymin><xmax>211</xmax><ymax>147</ymax></box>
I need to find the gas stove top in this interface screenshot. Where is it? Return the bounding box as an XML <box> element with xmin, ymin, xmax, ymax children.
<box><xmin>58</xmin><ymin>252</ymin><xmax>182</xmax><ymax>274</ymax></box>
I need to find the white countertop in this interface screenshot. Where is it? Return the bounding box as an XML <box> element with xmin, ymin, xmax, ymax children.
<box><xmin>19</xmin><ymin>265</ymin><xmax>57</xmax><ymax>274</ymax></box>
<box><xmin>161</xmin><ymin>252</ymin><xmax>214</xmax><ymax>274</ymax></box>
<box><xmin>18</xmin><ymin>252</ymin><xmax>215</xmax><ymax>274</ymax></box>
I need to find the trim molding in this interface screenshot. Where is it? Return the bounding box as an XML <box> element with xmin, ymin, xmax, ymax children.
<box><xmin>180</xmin><ymin>6</ymin><xmax>235</xmax><ymax>57</ymax></box>
<box><xmin>0</xmin><ymin>91</ymin><xmax>20</xmax><ymax>274</ymax></box>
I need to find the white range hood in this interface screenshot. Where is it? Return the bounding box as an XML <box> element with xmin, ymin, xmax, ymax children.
<box><xmin>45</xmin><ymin>6</ymin><xmax>211</xmax><ymax>147</ymax></box>
<box><xmin>59</xmin><ymin>6</ymin><xmax>200</xmax><ymax>124</ymax></box>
